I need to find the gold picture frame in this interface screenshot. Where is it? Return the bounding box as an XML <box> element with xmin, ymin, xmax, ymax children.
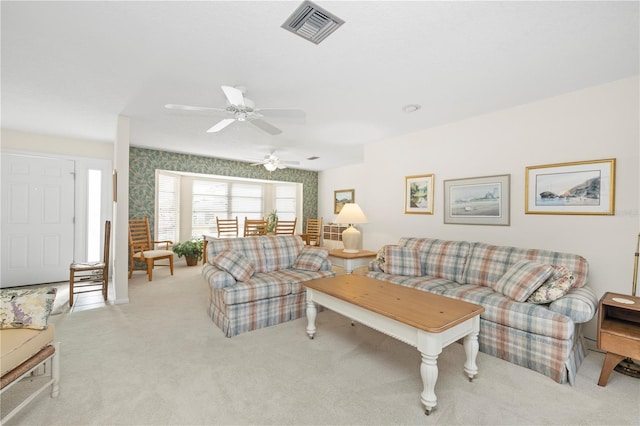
<box><xmin>334</xmin><ymin>189</ymin><xmax>354</xmax><ymax>214</ymax></box>
<box><xmin>404</xmin><ymin>174</ymin><xmax>434</xmax><ymax>214</ymax></box>
<box><xmin>525</xmin><ymin>158</ymin><xmax>616</xmax><ymax>215</ymax></box>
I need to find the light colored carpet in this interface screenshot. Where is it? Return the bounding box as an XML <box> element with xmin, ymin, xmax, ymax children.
<box><xmin>2</xmin><ymin>264</ymin><xmax>639</xmax><ymax>425</ymax></box>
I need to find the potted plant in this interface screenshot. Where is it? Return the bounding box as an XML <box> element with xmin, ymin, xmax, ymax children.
<box><xmin>266</xmin><ymin>210</ymin><xmax>278</xmax><ymax>234</ymax></box>
<box><xmin>172</xmin><ymin>239</ymin><xmax>204</xmax><ymax>266</ymax></box>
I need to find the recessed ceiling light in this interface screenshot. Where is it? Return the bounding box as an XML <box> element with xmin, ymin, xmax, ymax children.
<box><xmin>402</xmin><ymin>104</ymin><xmax>421</xmax><ymax>113</ymax></box>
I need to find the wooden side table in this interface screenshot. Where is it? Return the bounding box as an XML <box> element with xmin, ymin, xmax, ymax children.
<box><xmin>597</xmin><ymin>292</ymin><xmax>640</xmax><ymax>386</ymax></box>
<box><xmin>328</xmin><ymin>249</ymin><xmax>377</xmax><ymax>274</ymax></box>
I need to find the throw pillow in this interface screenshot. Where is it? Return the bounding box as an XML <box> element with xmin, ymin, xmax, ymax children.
<box><xmin>213</xmin><ymin>250</ymin><xmax>256</xmax><ymax>282</ymax></box>
<box><xmin>384</xmin><ymin>246</ymin><xmax>422</xmax><ymax>277</ymax></box>
<box><xmin>527</xmin><ymin>265</ymin><xmax>575</xmax><ymax>304</ymax></box>
<box><xmin>492</xmin><ymin>259</ymin><xmax>554</xmax><ymax>302</ymax></box>
<box><xmin>293</xmin><ymin>247</ymin><xmax>329</xmax><ymax>272</ymax></box>
<box><xmin>0</xmin><ymin>287</ymin><xmax>57</xmax><ymax>330</ymax></box>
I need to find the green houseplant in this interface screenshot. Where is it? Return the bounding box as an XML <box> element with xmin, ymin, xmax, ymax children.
<box><xmin>172</xmin><ymin>239</ymin><xmax>204</xmax><ymax>266</ymax></box>
<box><xmin>266</xmin><ymin>210</ymin><xmax>278</xmax><ymax>234</ymax></box>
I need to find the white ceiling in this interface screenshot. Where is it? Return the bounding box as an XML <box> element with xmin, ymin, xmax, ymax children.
<box><xmin>2</xmin><ymin>1</ymin><xmax>638</xmax><ymax>171</ymax></box>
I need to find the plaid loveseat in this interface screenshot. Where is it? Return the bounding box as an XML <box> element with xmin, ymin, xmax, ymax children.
<box><xmin>367</xmin><ymin>237</ymin><xmax>598</xmax><ymax>384</ymax></box>
<box><xmin>202</xmin><ymin>235</ymin><xmax>335</xmax><ymax>337</ymax></box>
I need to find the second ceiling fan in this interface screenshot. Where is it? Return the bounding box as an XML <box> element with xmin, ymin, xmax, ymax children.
<box><xmin>165</xmin><ymin>86</ymin><xmax>305</xmax><ymax>135</ymax></box>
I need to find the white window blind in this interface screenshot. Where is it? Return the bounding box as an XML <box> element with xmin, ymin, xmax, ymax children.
<box><xmin>157</xmin><ymin>173</ymin><xmax>179</xmax><ymax>243</ymax></box>
<box><xmin>275</xmin><ymin>184</ymin><xmax>297</xmax><ymax>220</ymax></box>
<box><xmin>192</xmin><ymin>179</ymin><xmax>264</xmax><ymax>238</ymax></box>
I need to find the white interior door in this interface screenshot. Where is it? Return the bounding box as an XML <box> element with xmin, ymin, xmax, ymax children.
<box><xmin>1</xmin><ymin>153</ymin><xmax>75</xmax><ymax>287</ymax></box>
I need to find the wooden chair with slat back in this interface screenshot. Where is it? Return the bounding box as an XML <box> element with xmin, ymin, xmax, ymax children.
<box><xmin>304</xmin><ymin>217</ymin><xmax>322</xmax><ymax>246</ymax></box>
<box><xmin>128</xmin><ymin>217</ymin><xmax>174</xmax><ymax>281</ymax></box>
<box><xmin>69</xmin><ymin>220</ymin><xmax>110</xmax><ymax>306</ymax></box>
<box><xmin>216</xmin><ymin>216</ymin><xmax>239</xmax><ymax>238</ymax></box>
<box><xmin>275</xmin><ymin>218</ymin><xmax>297</xmax><ymax>235</ymax></box>
<box><xmin>243</xmin><ymin>218</ymin><xmax>268</xmax><ymax>237</ymax></box>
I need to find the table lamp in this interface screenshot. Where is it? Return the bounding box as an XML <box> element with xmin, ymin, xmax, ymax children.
<box><xmin>334</xmin><ymin>203</ymin><xmax>368</xmax><ymax>253</ymax></box>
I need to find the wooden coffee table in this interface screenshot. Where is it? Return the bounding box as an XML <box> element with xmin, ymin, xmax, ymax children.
<box><xmin>304</xmin><ymin>275</ymin><xmax>484</xmax><ymax>415</ymax></box>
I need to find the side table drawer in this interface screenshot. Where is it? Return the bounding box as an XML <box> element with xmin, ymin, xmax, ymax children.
<box><xmin>600</xmin><ymin>331</ymin><xmax>640</xmax><ymax>359</ymax></box>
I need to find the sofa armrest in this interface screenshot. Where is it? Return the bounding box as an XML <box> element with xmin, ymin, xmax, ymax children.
<box><xmin>202</xmin><ymin>264</ymin><xmax>237</xmax><ymax>289</ymax></box>
<box><xmin>548</xmin><ymin>286</ymin><xmax>598</xmax><ymax>323</ymax></box>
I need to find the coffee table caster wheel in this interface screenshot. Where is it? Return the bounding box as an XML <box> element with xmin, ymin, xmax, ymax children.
<box><xmin>425</xmin><ymin>408</ymin><xmax>432</xmax><ymax>416</ymax></box>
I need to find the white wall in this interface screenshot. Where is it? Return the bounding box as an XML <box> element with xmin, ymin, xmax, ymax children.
<box><xmin>1</xmin><ymin>128</ymin><xmax>113</xmax><ymax>159</ymax></box>
<box><xmin>319</xmin><ymin>76</ymin><xmax>639</xmax><ymax>339</ymax></box>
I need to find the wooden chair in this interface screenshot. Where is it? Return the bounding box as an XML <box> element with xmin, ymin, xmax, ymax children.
<box><xmin>243</xmin><ymin>218</ymin><xmax>268</xmax><ymax>237</ymax></box>
<box><xmin>304</xmin><ymin>217</ymin><xmax>322</xmax><ymax>246</ymax></box>
<box><xmin>275</xmin><ymin>218</ymin><xmax>297</xmax><ymax>235</ymax></box>
<box><xmin>128</xmin><ymin>217</ymin><xmax>174</xmax><ymax>281</ymax></box>
<box><xmin>216</xmin><ymin>216</ymin><xmax>239</xmax><ymax>238</ymax></box>
<box><xmin>69</xmin><ymin>220</ymin><xmax>110</xmax><ymax>307</ymax></box>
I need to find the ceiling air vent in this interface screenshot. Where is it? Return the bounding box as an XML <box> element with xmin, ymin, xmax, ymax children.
<box><xmin>281</xmin><ymin>1</ymin><xmax>345</xmax><ymax>45</ymax></box>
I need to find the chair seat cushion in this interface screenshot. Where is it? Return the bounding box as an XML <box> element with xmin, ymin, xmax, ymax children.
<box><xmin>0</xmin><ymin>325</ymin><xmax>55</xmax><ymax>376</ymax></box>
<box><xmin>135</xmin><ymin>249</ymin><xmax>173</xmax><ymax>259</ymax></box>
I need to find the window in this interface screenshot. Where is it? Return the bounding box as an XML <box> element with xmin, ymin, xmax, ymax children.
<box><xmin>275</xmin><ymin>184</ymin><xmax>297</xmax><ymax>220</ymax></box>
<box><xmin>191</xmin><ymin>180</ymin><xmax>265</xmax><ymax>238</ymax></box>
<box><xmin>156</xmin><ymin>170</ymin><xmax>300</xmax><ymax>241</ymax></box>
<box><xmin>157</xmin><ymin>173</ymin><xmax>179</xmax><ymax>243</ymax></box>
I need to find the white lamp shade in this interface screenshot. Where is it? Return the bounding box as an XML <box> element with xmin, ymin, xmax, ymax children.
<box><xmin>334</xmin><ymin>203</ymin><xmax>368</xmax><ymax>225</ymax></box>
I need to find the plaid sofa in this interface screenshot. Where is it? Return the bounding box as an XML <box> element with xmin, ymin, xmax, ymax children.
<box><xmin>202</xmin><ymin>235</ymin><xmax>335</xmax><ymax>337</ymax></box>
<box><xmin>367</xmin><ymin>237</ymin><xmax>598</xmax><ymax>384</ymax></box>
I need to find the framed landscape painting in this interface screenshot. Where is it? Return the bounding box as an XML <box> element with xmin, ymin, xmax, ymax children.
<box><xmin>525</xmin><ymin>158</ymin><xmax>615</xmax><ymax>215</ymax></box>
<box><xmin>444</xmin><ymin>174</ymin><xmax>510</xmax><ymax>225</ymax></box>
<box><xmin>404</xmin><ymin>174</ymin><xmax>434</xmax><ymax>214</ymax></box>
<box><xmin>334</xmin><ymin>189</ymin><xmax>354</xmax><ymax>214</ymax></box>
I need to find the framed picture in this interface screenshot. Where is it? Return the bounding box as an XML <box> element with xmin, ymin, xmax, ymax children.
<box><xmin>525</xmin><ymin>158</ymin><xmax>615</xmax><ymax>215</ymax></box>
<box><xmin>444</xmin><ymin>174</ymin><xmax>510</xmax><ymax>225</ymax></box>
<box><xmin>404</xmin><ymin>174</ymin><xmax>434</xmax><ymax>214</ymax></box>
<box><xmin>334</xmin><ymin>189</ymin><xmax>354</xmax><ymax>214</ymax></box>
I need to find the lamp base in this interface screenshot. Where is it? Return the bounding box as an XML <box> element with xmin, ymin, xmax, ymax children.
<box><xmin>341</xmin><ymin>225</ymin><xmax>361</xmax><ymax>253</ymax></box>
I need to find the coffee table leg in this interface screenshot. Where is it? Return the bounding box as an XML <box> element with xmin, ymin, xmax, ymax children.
<box><xmin>419</xmin><ymin>351</ymin><xmax>439</xmax><ymax>415</ymax></box>
<box><xmin>306</xmin><ymin>294</ymin><xmax>317</xmax><ymax>339</ymax></box>
<box><xmin>463</xmin><ymin>324</ymin><xmax>480</xmax><ymax>381</ymax></box>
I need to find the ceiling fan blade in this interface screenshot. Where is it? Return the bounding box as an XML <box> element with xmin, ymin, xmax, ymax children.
<box><xmin>250</xmin><ymin>118</ymin><xmax>282</xmax><ymax>135</ymax></box>
<box><xmin>206</xmin><ymin>118</ymin><xmax>235</xmax><ymax>133</ymax></box>
<box><xmin>281</xmin><ymin>160</ymin><xmax>301</xmax><ymax>165</ymax></box>
<box><xmin>165</xmin><ymin>104</ymin><xmax>227</xmax><ymax>113</ymax></box>
<box><xmin>221</xmin><ymin>86</ymin><xmax>245</xmax><ymax>108</ymax></box>
<box><xmin>255</xmin><ymin>109</ymin><xmax>306</xmax><ymax>120</ymax></box>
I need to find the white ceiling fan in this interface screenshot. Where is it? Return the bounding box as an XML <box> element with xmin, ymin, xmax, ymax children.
<box><xmin>251</xmin><ymin>153</ymin><xmax>300</xmax><ymax>172</ymax></box>
<box><xmin>165</xmin><ymin>86</ymin><xmax>305</xmax><ymax>135</ymax></box>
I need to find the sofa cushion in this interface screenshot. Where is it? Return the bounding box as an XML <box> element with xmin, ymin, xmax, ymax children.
<box><xmin>0</xmin><ymin>324</ymin><xmax>55</xmax><ymax>375</ymax></box>
<box><xmin>202</xmin><ymin>264</ymin><xmax>237</xmax><ymax>289</ymax></box>
<box><xmin>527</xmin><ymin>265</ymin><xmax>575</xmax><ymax>304</ymax></box>
<box><xmin>0</xmin><ymin>288</ymin><xmax>57</xmax><ymax>330</ymax></box>
<box><xmin>384</xmin><ymin>246</ymin><xmax>422</xmax><ymax>276</ymax></box>
<box><xmin>212</xmin><ymin>250</ymin><xmax>256</xmax><ymax>282</ymax></box>
<box><xmin>261</xmin><ymin>235</ymin><xmax>304</xmax><ymax>272</ymax></box>
<box><xmin>492</xmin><ymin>259</ymin><xmax>554</xmax><ymax>302</ymax></box>
<box><xmin>440</xmin><ymin>284</ymin><xmax>574</xmax><ymax>340</ymax></box>
<box><xmin>463</xmin><ymin>242</ymin><xmax>589</xmax><ymax>289</ymax></box>
<box><xmin>398</xmin><ymin>238</ymin><xmax>470</xmax><ymax>283</ymax></box>
<box><xmin>293</xmin><ymin>247</ymin><xmax>329</xmax><ymax>272</ymax></box>
<box><xmin>217</xmin><ymin>273</ymin><xmax>292</xmax><ymax>305</ymax></box>
<box><xmin>208</xmin><ymin>237</ymin><xmax>266</xmax><ymax>271</ymax></box>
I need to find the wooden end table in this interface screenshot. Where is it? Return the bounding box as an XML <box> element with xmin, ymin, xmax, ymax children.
<box><xmin>328</xmin><ymin>249</ymin><xmax>377</xmax><ymax>274</ymax></box>
<box><xmin>597</xmin><ymin>292</ymin><xmax>640</xmax><ymax>386</ymax></box>
<box><xmin>304</xmin><ymin>275</ymin><xmax>484</xmax><ymax>415</ymax></box>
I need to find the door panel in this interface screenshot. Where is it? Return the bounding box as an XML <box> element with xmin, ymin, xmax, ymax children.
<box><xmin>1</xmin><ymin>154</ymin><xmax>75</xmax><ymax>287</ymax></box>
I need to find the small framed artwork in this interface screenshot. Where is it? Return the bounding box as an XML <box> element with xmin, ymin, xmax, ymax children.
<box><xmin>404</xmin><ymin>174</ymin><xmax>434</xmax><ymax>214</ymax></box>
<box><xmin>444</xmin><ymin>174</ymin><xmax>510</xmax><ymax>225</ymax></box>
<box><xmin>525</xmin><ymin>158</ymin><xmax>615</xmax><ymax>215</ymax></box>
<box><xmin>334</xmin><ymin>189</ymin><xmax>354</xmax><ymax>214</ymax></box>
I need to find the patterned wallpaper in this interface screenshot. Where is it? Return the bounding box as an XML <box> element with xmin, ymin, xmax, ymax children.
<box><xmin>129</xmin><ymin>147</ymin><xmax>318</xmax><ymax>238</ymax></box>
